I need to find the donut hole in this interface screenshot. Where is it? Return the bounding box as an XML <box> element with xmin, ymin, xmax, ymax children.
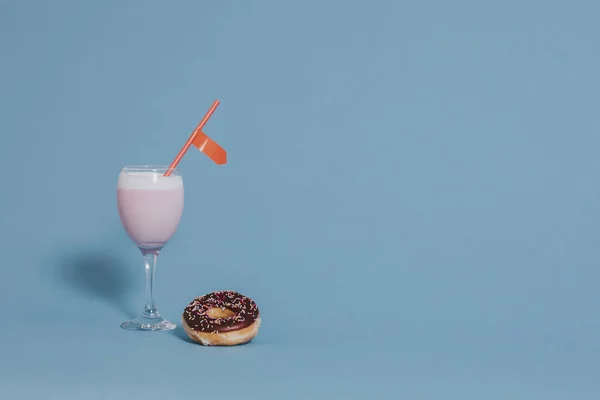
<box><xmin>207</xmin><ymin>307</ymin><xmax>236</xmax><ymax>319</ymax></box>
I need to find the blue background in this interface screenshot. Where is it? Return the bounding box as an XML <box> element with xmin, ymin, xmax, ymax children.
<box><xmin>1</xmin><ymin>0</ymin><xmax>599</xmax><ymax>398</ymax></box>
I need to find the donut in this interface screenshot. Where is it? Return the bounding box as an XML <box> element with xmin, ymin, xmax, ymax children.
<box><xmin>182</xmin><ymin>290</ymin><xmax>261</xmax><ymax>346</ymax></box>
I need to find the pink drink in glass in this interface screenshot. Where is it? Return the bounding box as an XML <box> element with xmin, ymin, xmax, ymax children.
<box><xmin>117</xmin><ymin>166</ymin><xmax>184</xmax><ymax>331</ymax></box>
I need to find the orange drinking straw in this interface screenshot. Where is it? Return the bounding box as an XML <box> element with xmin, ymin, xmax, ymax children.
<box><xmin>164</xmin><ymin>99</ymin><xmax>220</xmax><ymax>176</ymax></box>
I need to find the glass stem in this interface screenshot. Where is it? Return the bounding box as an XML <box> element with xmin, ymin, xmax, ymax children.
<box><xmin>141</xmin><ymin>249</ymin><xmax>160</xmax><ymax>317</ymax></box>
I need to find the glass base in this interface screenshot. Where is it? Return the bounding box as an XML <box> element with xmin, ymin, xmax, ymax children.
<box><xmin>121</xmin><ymin>311</ymin><xmax>176</xmax><ymax>331</ymax></box>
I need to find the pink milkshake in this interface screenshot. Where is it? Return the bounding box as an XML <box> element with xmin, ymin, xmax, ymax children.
<box><xmin>117</xmin><ymin>170</ymin><xmax>184</xmax><ymax>249</ymax></box>
<box><xmin>116</xmin><ymin>165</ymin><xmax>184</xmax><ymax>331</ymax></box>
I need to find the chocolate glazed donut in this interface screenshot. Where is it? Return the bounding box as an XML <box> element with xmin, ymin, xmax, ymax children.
<box><xmin>182</xmin><ymin>290</ymin><xmax>261</xmax><ymax>346</ymax></box>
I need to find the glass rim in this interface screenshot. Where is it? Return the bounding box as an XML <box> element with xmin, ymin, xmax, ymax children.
<box><xmin>121</xmin><ymin>165</ymin><xmax>180</xmax><ymax>173</ymax></box>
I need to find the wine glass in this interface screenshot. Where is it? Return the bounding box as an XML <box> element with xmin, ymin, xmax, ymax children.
<box><xmin>116</xmin><ymin>165</ymin><xmax>184</xmax><ymax>331</ymax></box>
